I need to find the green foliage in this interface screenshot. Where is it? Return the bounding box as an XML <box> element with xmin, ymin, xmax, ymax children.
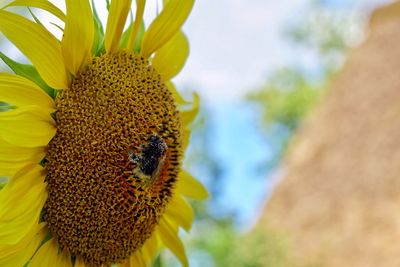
<box><xmin>91</xmin><ymin>0</ymin><xmax>105</xmax><ymax>56</ymax></box>
<box><xmin>0</xmin><ymin>177</ymin><xmax>8</xmax><ymax>191</ymax></box>
<box><xmin>248</xmin><ymin>68</ymin><xmax>322</xmax><ymax>132</ymax></box>
<box><xmin>189</xmin><ymin>219</ymin><xmax>291</xmax><ymax>267</ymax></box>
<box><xmin>248</xmin><ymin>1</ymin><xmax>357</xmax><ymax>138</ymax></box>
<box><xmin>287</xmin><ymin>8</ymin><xmax>356</xmax><ymax>70</ymax></box>
<box><xmin>227</xmin><ymin>229</ymin><xmax>290</xmax><ymax>267</ymax></box>
<box><xmin>0</xmin><ymin>51</ymin><xmax>56</xmax><ymax>98</ymax></box>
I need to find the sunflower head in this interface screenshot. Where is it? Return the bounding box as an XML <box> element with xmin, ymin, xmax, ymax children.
<box><xmin>44</xmin><ymin>51</ymin><xmax>183</xmax><ymax>265</ymax></box>
<box><xmin>0</xmin><ymin>1</ymin><xmax>208</xmax><ymax>267</ymax></box>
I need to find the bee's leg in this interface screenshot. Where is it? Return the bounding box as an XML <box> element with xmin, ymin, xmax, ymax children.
<box><xmin>128</xmin><ymin>150</ymin><xmax>141</xmax><ymax>163</ymax></box>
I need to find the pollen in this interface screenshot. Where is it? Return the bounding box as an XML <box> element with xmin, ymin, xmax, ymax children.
<box><xmin>43</xmin><ymin>51</ymin><xmax>182</xmax><ymax>266</ymax></box>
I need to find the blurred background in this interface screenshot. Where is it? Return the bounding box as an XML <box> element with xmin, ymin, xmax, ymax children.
<box><xmin>176</xmin><ymin>0</ymin><xmax>400</xmax><ymax>266</ymax></box>
<box><xmin>1</xmin><ymin>0</ymin><xmax>399</xmax><ymax>266</ymax></box>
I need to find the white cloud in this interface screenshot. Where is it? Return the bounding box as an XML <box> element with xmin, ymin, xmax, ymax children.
<box><xmin>174</xmin><ymin>0</ymin><xmax>388</xmax><ymax>105</ymax></box>
<box><xmin>175</xmin><ymin>0</ymin><xmax>306</xmax><ymax>104</ymax></box>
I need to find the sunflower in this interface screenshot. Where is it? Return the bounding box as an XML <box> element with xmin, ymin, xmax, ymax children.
<box><xmin>0</xmin><ymin>0</ymin><xmax>208</xmax><ymax>266</ymax></box>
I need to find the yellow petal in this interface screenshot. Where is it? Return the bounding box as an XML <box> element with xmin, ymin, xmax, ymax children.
<box><xmin>180</xmin><ymin>92</ymin><xmax>199</xmax><ymax>126</ymax></box>
<box><xmin>141</xmin><ymin>232</ymin><xmax>160</xmax><ymax>265</ymax></box>
<box><xmin>105</xmin><ymin>0</ymin><xmax>132</xmax><ymax>53</ymax></box>
<box><xmin>176</xmin><ymin>170</ymin><xmax>208</xmax><ymax>200</ymax></box>
<box><xmin>164</xmin><ymin>195</ymin><xmax>194</xmax><ymax>232</ymax></box>
<box><xmin>125</xmin><ymin>252</ymin><xmax>147</xmax><ymax>267</ymax></box>
<box><xmin>74</xmin><ymin>257</ymin><xmax>86</xmax><ymax>267</ymax></box>
<box><xmin>141</xmin><ymin>0</ymin><xmax>194</xmax><ymax>58</ymax></box>
<box><xmin>3</xmin><ymin>0</ymin><xmax>66</xmax><ymax>22</ymax></box>
<box><xmin>0</xmin><ymin>162</ymin><xmax>32</xmax><ymax>178</ymax></box>
<box><xmin>164</xmin><ymin>216</ymin><xmax>180</xmax><ymax>233</ymax></box>
<box><xmin>0</xmin><ymin>223</ymin><xmax>47</xmax><ymax>267</ymax></box>
<box><xmin>0</xmin><ymin>137</ymin><xmax>45</xmax><ymax>162</ymax></box>
<box><xmin>117</xmin><ymin>260</ymin><xmax>129</xmax><ymax>267</ymax></box>
<box><xmin>0</xmin><ymin>138</ymin><xmax>45</xmax><ymax>177</ymax></box>
<box><xmin>0</xmin><ymin>106</ymin><xmax>55</xmax><ymax>147</ymax></box>
<box><xmin>135</xmin><ymin>253</ymin><xmax>147</xmax><ymax>267</ymax></box>
<box><xmin>62</xmin><ymin>0</ymin><xmax>94</xmax><ymax>75</ymax></box>
<box><xmin>126</xmin><ymin>0</ymin><xmax>146</xmax><ymax>51</ymax></box>
<box><xmin>152</xmin><ymin>31</ymin><xmax>189</xmax><ymax>80</ymax></box>
<box><xmin>0</xmin><ymin>10</ymin><xmax>68</xmax><ymax>89</ymax></box>
<box><xmin>30</xmin><ymin>238</ymin><xmax>72</xmax><ymax>267</ymax></box>
<box><xmin>157</xmin><ymin>218</ymin><xmax>189</xmax><ymax>267</ymax></box>
<box><xmin>0</xmin><ymin>73</ymin><xmax>54</xmax><ymax>111</ymax></box>
<box><xmin>166</xmin><ymin>81</ymin><xmax>188</xmax><ymax>105</ymax></box>
<box><xmin>0</xmin><ymin>159</ymin><xmax>44</xmax><ymax>178</ymax></box>
<box><xmin>0</xmin><ymin>164</ymin><xmax>46</xmax><ymax>245</ymax></box>
<box><xmin>182</xmin><ymin>127</ymin><xmax>190</xmax><ymax>151</ymax></box>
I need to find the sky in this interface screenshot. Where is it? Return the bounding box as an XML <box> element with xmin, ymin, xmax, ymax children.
<box><xmin>175</xmin><ymin>0</ymin><xmax>391</xmax><ymax>104</ymax></box>
<box><xmin>175</xmin><ymin>0</ymin><xmax>306</xmax><ymax>103</ymax></box>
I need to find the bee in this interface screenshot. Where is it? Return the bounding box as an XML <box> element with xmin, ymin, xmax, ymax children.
<box><xmin>128</xmin><ymin>134</ymin><xmax>168</xmax><ymax>182</ymax></box>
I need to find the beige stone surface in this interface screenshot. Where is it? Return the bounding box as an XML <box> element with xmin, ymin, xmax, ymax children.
<box><xmin>259</xmin><ymin>2</ymin><xmax>400</xmax><ymax>266</ymax></box>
